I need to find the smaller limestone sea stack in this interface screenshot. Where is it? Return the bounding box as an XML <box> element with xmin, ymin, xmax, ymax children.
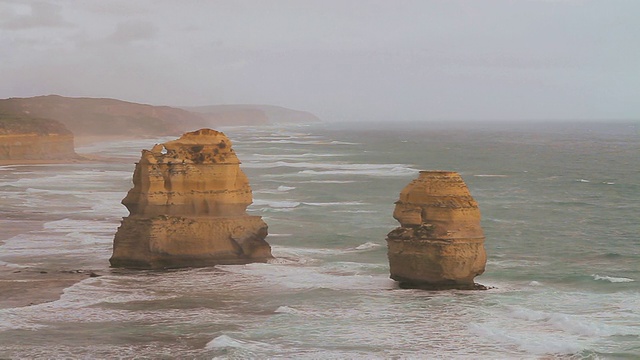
<box><xmin>386</xmin><ymin>171</ymin><xmax>487</xmax><ymax>290</ymax></box>
<box><xmin>110</xmin><ymin>128</ymin><xmax>272</xmax><ymax>269</ymax></box>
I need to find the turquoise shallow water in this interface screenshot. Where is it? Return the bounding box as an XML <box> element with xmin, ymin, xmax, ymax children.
<box><xmin>0</xmin><ymin>121</ymin><xmax>639</xmax><ymax>359</ymax></box>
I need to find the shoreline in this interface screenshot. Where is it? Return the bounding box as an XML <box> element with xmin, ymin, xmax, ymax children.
<box><xmin>0</xmin><ymin>218</ymin><xmax>104</xmax><ymax>310</ymax></box>
<box><xmin>0</xmin><ymin>266</ymin><xmax>96</xmax><ymax>309</ymax></box>
<box><xmin>0</xmin><ymin>141</ymin><xmax>129</xmax><ymax>308</ymax></box>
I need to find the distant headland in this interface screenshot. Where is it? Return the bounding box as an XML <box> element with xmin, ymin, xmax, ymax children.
<box><xmin>0</xmin><ymin>95</ymin><xmax>320</xmax><ymax>163</ymax></box>
<box><xmin>0</xmin><ymin>95</ymin><xmax>320</xmax><ymax>137</ymax></box>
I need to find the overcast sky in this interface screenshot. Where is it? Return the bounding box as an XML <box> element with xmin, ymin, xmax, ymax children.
<box><xmin>1</xmin><ymin>0</ymin><xmax>638</xmax><ymax>121</ymax></box>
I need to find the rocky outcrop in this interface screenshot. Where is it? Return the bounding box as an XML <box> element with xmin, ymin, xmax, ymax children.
<box><xmin>0</xmin><ymin>115</ymin><xmax>77</xmax><ymax>160</ymax></box>
<box><xmin>110</xmin><ymin>129</ymin><xmax>272</xmax><ymax>269</ymax></box>
<box><xmin>386</xmin><ymin>171</ymin><xmax>486</xmax><ymax>289</ymax></box>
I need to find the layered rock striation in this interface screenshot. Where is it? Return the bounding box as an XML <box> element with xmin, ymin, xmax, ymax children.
<box><xmin>110</xmin><ymin>129</ymin><xmax>272</xmax><ymax>269</ymax></box>
<box><xmin>0</xmin><ymin>115</ymin><xmax>77</xmax><ymax>161</ymax></box>
<box><xmin>386</xmin><ymin>171</ymin><xmax>487</xmax><ymax>289</ymax></box>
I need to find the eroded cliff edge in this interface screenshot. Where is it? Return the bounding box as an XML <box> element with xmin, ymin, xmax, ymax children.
<box><xmin>110</xmin><ymin>128</ymin><xmax>272</xmax><ymax>269</ymax></box>
<box><xmin>0</xmin><ymin>114</ymin><xmax>77</xmax><ymax>161</ymax></box>
<box><xmin>386</xmin><ymin>171</ymin><xmax>487</xmax><ymax>289</ymax></box>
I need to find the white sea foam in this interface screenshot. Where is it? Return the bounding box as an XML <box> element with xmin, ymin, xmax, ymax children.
<box><xmin>267</xmin><ymin>233</ymin><xmax>293</xmax><ymax>238</ymax></box>
<box><xmin>258</xmin><ymin>207</ymin><xmax>297</xmax><ymax>213</ymax></box>
<box><xmin>332</xmin><ymin>209</ymin><xmax>378</xmax><ymax>213</ymax></box>
<box><xmin>0</xmin><ymin>218</ymin><xmax>117</xmax><ymax>258</ymax></box>
<box><xmin>270</xmin><ymin>245</ymin><xmax>344</xmax><ymax>258</ymax></box>
<box><xmin>329</xmin><ymin>140</ymin><xmax>360</xmax><ymax>145</ymax></box>
<box><xmin>24</xmin><ymin>188</ymin><xmax>81</xmax><ymax>196</ymax></box>
<box><xmin>322</xmin><ymin>261</ymin><xmax>387</xmax><ymax>275</ymax></box>
<box><xmin>297</xmin><ymin>167</ymin><xmax>418</xmax><ymax>177</ymax></box>
<box><xmin>205</xmin><ymin>334</ymin><xmax>274</xmax><ymax>354</ymax></box>
<box><xmin>267</xmin><ymin>257</ymin><xmax>315</xmax><ymax>265</ymax></box>
<box><xmin>205</xmin><ymin>335</ymin><xmax>245</xmax><ymax>349</ymax></box>
<box><xmin>242</xmin><ymin>161</ymin><xmax>416</xmax><ymax>172</ymax></box>
<box><xmin>245</xmin><ymin>140</ymin><xmax>323</xmax><ymax>145</ymax></box>
<box><xmin>43</xmin><ymin>218</ymin><xmax>117</xmax><ymax>234</ymax></box>
<box><xmin>218</xmin><ymin>262</ymin><xmax>394</xmax><ymax>291</ymax></box>
<box><xmin>300</xmin><ymin>180</ymin><xmax>357</xmax><ymax>184</ymax></box>
<box><xmin>251</xmin><ymin>199</ymin><xmax>301</xmax><ymax>208</ymax></box>
<box><xmin>508</xmin><ymin>306</ymin><xmax>610</xmax><ymax>337</ymax></box>
<box><xmin>0</xmin><ymin>260</ymin><xmax>27</xmax><ymax>268</ymax></box>
<box><xmin>470</xmin><ymin>323</ymin><xmax>584</xmax><ymax>355</ymax></box>
<box><xmin>277</xmin><ymin>185</ymin><xmax>296</xmax><ymax>192</ymax></box>
<box><xmin>0</xmin><ymin>312</ymin><xmax>47</xmax><ymax>331</ymax></box>
<box><xmin>274</xmin><ymin>305</ymin><xmax>304</xmax><ymax>315</ymax></box>
<box><xmin>51</xmin><ymin>274</ymin><xmax>205</xmax><ymax>314</ymax></box>
<box><xmin>247</xmin><ymin>153</ymin><xmax>342</xmax><ymax>160</ymax></box>
<box><xmin>302</xmin><ymin>201</ymin><xmax>365</xmax><ymax>207</ymax></box>
<box><xmin>7</xmin><ymin>170</ymin><xmax>132</xmax><ymax>189</ymax></box>
<box><xmin>592</xmin><ymin>274</ymin><xmax>634</xmax><ymax>283</ymax></box>
<box><xmin>251</xmin><ymin>189</ymin><xmax>280</xmax><ymax>195</ymax></box>
<box><xmin>486</xmin><ymin>259</ymin><xmax>549</xmax><ymax>269</ymax></box>
<box><xmin>353</xmin><ymin>242</ymin><xmax>382</xmax><ymax>251</ymax></box>
<box><xmin>577</xmin><ymin>179</ymin><xmax>590</xmax><ymax>183</ymax></box>
<box><xmin>88</xmin><ymin>191</ymin><xmax>129</xmax><ymax>217</ymax></box>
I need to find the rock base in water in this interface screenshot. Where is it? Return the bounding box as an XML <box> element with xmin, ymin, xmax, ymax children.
<box><xmin>396</xmin><ymin>281</ymin><xmax>491</xmax><ymax>291</ymax></box>
<box><xmin>386</xmin><ymin>171</ymin><xmax>487</xmax><ymax>290</ymax></box>
<box><xmin>111</xmin><ymin>215</ymin><xmax>271</xmax><ymax>269</ymax></box>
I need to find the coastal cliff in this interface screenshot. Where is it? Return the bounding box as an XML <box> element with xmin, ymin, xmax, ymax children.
<box><xmin>110</xmin><ymin>129</ymin><xmax>272</xmax><ymax>269</ymax></box>
<box><xmin>0</xmin><ymin>95</ymin><xmax>206</xmax><ymax>136</ymax></box>
<box><xmin>0</xmin><ymin>115</ymin><xmax>77</xmax><ymax>161</ymax></box>
<box><xmin>0</xmin><ymin>95</ymin><xmax>321</xmax><ymax>137</ymax></box>
<box><xmin>386</xmin><ymin>171</ymin><xmax>487</xmax><ymax>289</ymax></box>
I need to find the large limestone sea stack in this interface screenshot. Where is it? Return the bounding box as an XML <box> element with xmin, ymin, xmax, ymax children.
<box><xmin>386</xmin><ymin>171</ymin><xmax>487</xmax><ymax>289</ymax></box>
<box><xmin>110</xmin><ymin>129</ymin><xmax>272</xmax><ymax>269</ymax></box>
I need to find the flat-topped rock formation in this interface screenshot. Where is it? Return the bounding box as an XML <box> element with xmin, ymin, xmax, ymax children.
<box><xmin>110</xmin><ymin>129</ymin><xmax>272</xmax><ymax>269</ymax></box>
<box><xmin>386</xmin><ymin>171</ymin><xmax>487</xmax><ymax>290</ymax></box>
<box><xmin>0</xmin><ymin>114</ymin><xmax>77</xmax><ymax>161</ymax></box>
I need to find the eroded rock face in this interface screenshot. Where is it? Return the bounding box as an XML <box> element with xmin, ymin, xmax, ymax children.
<box><xmin>110</xmin><ymin>128</ymin><xmax>272</xmax><ymax>269</ymax></box>
<box><xmin>386</xmin><ymin>171</ymin><xmax>486</xmax><ymax>289</ymax></box>
<box><xmin>0</xmin><ymin>116</ymin><xmax>77</xmax><ymax>161</ymax></box>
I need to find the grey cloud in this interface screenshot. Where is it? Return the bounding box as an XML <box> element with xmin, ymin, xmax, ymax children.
<box><xmin>0</xmin><ymin>0</ymin><xmax>638</xmax><ymax>121</ymax></box>
<box><xmin>108</xmin><ymin>20</ymin><xmax>158</xmax><ymax>44</ymax></box>
<box><xmin>78</xmin><ymin>1</ymin><xmax>149</xmax><ymax>16</ymax></box>
<box><xmin>0</xmin><ymin>1</ymin><xmax>73</xmax><ymax>30</ymax></box>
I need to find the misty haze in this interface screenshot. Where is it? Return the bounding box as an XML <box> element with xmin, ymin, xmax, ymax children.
<box><xmin>1</xmin><ymin>1</ymin><xmax>639</xmax><ymax>358</ymax></box>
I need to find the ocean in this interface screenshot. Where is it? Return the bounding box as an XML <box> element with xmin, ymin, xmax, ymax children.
<box><xmin>0</xmin><ymin>121</ymin><xmax>639</xmax><ymax>359</ymax></box>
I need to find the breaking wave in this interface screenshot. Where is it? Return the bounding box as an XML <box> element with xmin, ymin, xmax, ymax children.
<box><xmin>297</xmin><ymin>166</ymin><xmax>418</xmax><ymax>177</ymax></box>
<box><xmin>592</xmin><ymin>274</ymin><xmax>635</xmax><ymax>283</ymax></box>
